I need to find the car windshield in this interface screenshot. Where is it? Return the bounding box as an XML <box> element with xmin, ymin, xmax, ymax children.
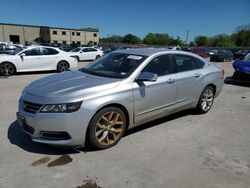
<box><xmin>80</xmin><ymin>53</ymin><xmax>147</xmax><ymax>79</ymax></box>
<box><xmin>8</xmin><ymin>47</ymin><xmax>25</xmax><ymax>55</ymax></box>
<box><xmin>71</xmin><ymin>47</ymin><xmax>81</xmax><ymax>52</ymax></box>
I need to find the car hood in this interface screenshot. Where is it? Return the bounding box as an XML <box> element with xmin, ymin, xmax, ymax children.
<box><xmin>25</xmin><ymin>70</ymin><xmax>121</xmax><ymax>98</ymax></box>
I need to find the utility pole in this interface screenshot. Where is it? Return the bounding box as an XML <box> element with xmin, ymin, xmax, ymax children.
<box><xmin>185</xmin><ymin>30</ymin><xmax>189</xmax><ymax>46</ymax></box>
<box><xmin>2</xmin><ymin>25</ymin><xmax>5</xmax><ymax>42</ymax></box>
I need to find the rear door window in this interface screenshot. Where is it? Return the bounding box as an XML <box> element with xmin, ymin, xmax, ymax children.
<box><xmin>174</xmin><ymin>54</ymin><xmax>205</xmax><ymax>72</ymax></box>
<box><xmin>42</xmin><ymin>48</ymin><xmax>59</xmax><ymax>55</ymax></box>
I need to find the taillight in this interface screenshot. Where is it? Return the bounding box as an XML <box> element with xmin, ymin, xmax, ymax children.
<box><xmin>221</xmin><ymin>69</ymin><xmax>224</xmax><ymax>77</ymax></box>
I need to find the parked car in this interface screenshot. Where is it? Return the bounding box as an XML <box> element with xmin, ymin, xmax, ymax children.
<box><xmin>0</xmin><ymin>46</ymin><xmax>77</xmax><ymax>76</ymax></box>
<box><xmin>69</xmin><ymin>47</ymin><xmax>104</xmax><ymax>62</ymax></box>
<box><xmin>0</xmin><ymin>42</ymin><xmax>23</xmax><ymax>54</ymax></box>
<box><xmin>232</xmin><ymin>53</ymin><xmax>250</xmax><ymax>82</ymax></box>
<box><xmin>17</xmin><ymin>48</ymin><xmax>224</xmax><ymax>149</ymax></box>
<box><xmin>208</xmin><ymin>50</ymin><xmax>218</xmax><ymax>57</ymax></box>
<box><xmin>59</xmin><ymin>45</ymin><xmax>75</xmax><ymax>52</ymax></box>
<box><xmin>210</xmin><ymin>49</ymin><xmax>233</xmax><ymax>62</ymax></box>
<box><xmin>102</xmin><ymin>46</ymin><xmax>118</xmax><ymax>54</ymax></box>
<box><xmin>233</xmin><ymin>50</ymin><xmax>250</xmax><ymax>60</ymax></box>
<box><xmin>188</xmin><ymin>47</ymin><xmax>209</xmax><ymax>58</ymax></box>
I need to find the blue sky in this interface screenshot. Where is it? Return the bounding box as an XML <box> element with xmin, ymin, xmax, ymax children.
<box><xmin>0</xmin><ymin>0</ymin><xmax>249</xmax><ymax>42</ymax></box>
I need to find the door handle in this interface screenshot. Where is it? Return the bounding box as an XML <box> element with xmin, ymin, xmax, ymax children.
<box><xmin>167</xmin><ymin>78</ymin><xmax>175</xmax><ymax>84</ymax></box>
<box><xmin>195</xmin><ymin>73</ymin><xmax>202</xmax><ymax>78</ymax></box>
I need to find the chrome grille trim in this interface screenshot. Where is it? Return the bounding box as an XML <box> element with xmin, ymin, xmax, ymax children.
<box><xmin>23</xmin><ymin>101</ymin><xmax>43</xmax><ymax>114</ymax></box>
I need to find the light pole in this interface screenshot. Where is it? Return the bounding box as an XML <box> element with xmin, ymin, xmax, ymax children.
<box><xmin>185</xmin><ymin>30</ymin><xmax>189</xmax><ymax>45</ymax></box>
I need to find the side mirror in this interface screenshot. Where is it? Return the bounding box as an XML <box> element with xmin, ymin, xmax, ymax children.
<box><xmin>136</xmin><ymin>72</ymin><xmax>158</xmax><ymax>82</ymax></box>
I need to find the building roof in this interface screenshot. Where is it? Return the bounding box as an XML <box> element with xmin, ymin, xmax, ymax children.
<box><xmin>0</xmin><ymin>22</ymin><xmax>98</xmax><ymax>32</ymax></box>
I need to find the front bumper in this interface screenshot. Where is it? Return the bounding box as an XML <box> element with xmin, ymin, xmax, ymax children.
<box><xmin>17</xmin><ymin>100</ymin><xmax>90</xmax><ymax>147</ymax></box>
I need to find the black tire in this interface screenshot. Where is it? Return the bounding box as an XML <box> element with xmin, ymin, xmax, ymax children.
<box><xmin>88</xmin><ymin>107</ymin><xmax>127</xmax><ymax>149</ymax></box>
<box><xmin>196</xmin><ymin>86</ymin><xmax>215</xmax><ymax>114</ymax></box>
<box><xmin>95</xmin><ymin>55</ymin><xmax>101</xmax><ymax>60</ymax></box>
<box><xmin>57</xmin><ymin>61</ymin><xmax>69</xmax><ymax>72</ymax></box>
<box><xmin>0</xmin><ymin>62</ymin><xmax>16</xmax><ymax>76</ymax></box>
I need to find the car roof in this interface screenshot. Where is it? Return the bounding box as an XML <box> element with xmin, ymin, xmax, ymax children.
<box><xmin>113</xmin><ymin>48</ymin><xmax>197</xmax><ymax>57</ymax></box>
<box><xmin>25</xmin><ymin>45</ymin><xmax>59</xmax><ymax>50</ymax></box>
<box><xmin>113</xmin><ymin>48</ymin><xmax>174</xmax><ymax>56</ymax></box>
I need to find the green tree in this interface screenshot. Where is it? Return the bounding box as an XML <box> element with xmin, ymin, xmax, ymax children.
<box><xmin>170</xmin><ymin>36</ymin><xmax>184</xmax><ymax>46</ymax></box>
<box><xmin>100</xmin><ymin>35</ymin><xmax>124</xmax><ymax>43</ymax></box>
<box><xmin>194</xmin><ymin>36</ymin><xmax>208</xmax><ymax>46</ymax></box>
<box><xmin>122</xmin><ymin>34</ymin><xmax>141</xmax><ymax>44</ymax></box>
<box><xmin>189</xmin><ymin>41</ymin><xmax>195</xmax><ymax>47</ymax></box>
<box><xmin>234</xmin><ymin>30</ymin><xmax>250</xmax><ymax>47</ymax></box>
<box><xmin>208</xmin><ymin>34</ymin><xmax>235</xmax><ymax>47</ymax></box>
<box><xmin>143</xmin><ymin>33</ymin><xmax>182</xmax><ymax>45</ymax></box>
<box><xmin>143</xmin><ymin>33</ymin><xmax>155</xmax><ymax>45</ymax></box>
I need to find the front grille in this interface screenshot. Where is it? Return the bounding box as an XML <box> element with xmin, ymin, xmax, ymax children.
<box><xmin>23</xmin><ymin>101</ymin><xmax>43</xmax><ymax>114</ymax></box>
<box><xmin>23</xmin><ymin>124</ymin><xmax>35</xmax><ymax>134</ymax></box>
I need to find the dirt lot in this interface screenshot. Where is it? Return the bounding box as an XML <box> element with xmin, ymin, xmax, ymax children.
<box><xmin>0</xmin><ymin>61</ymin><xmax>250</xmax><ymax>188</ymax></box>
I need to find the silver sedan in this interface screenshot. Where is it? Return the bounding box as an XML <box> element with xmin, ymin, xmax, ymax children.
<box><xmin>17</xmin><ymin>48</ymin><xmax>224</xmax><ymax>149</ymax></box>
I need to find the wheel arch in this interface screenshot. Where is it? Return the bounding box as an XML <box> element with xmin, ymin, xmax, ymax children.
<box><xmin>92</xmin><ymin>103</ymin><xmax>130</xmax><ymax>130</ymax></box>
<box><xmin>85</xmin><ymin>103</ymin><xmax>130</xmax><ymax>147</ymax></box>
<box><xmin>205</xmin><ymin>83</ymin><xmax>216</xmax><ymax>94</ymax></box>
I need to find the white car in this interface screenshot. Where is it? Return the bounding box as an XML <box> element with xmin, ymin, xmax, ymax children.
<box><xmin>0</xmin><ymin>46</ymin><xmax>78</xmax><ymax>76</ymax></box>
<box><xmin>69</xmin><ymin>47</ymin><xmax>104</xmax><ymax>62</ymax></box>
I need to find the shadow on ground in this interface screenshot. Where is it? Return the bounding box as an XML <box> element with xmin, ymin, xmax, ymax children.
<box><xmin>224</xmin><ymin>76</ymin><xmax>250</xmax><ymax>87</ymax></box>
<box><xmin>8</xmin><ymin>121</ymin><xmax>81</xmax><ymax>155</ymax></box>
<box><xmin>8</xmin><ymin>110</ymin><xmax>195</xmax><ymax>154</ymax></box>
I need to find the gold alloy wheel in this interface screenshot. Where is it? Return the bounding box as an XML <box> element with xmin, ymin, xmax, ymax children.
<box><xmin>95</xmin><ymin>111</ymin><xmax>124</xmax><ymax>146</ymax></box>
<box><xmin>201</xmin><ymin>87</ymin><xmax>214</xmax><ymax>111</ymax></box>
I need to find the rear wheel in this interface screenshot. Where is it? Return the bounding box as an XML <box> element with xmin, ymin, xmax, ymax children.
<box><xmin>88</xmin><ymin>107</ymin><xmax>126</xmax><ymax>149</ymax></box>
<box><xmin>196</xmin><ymin>86</ymin><xmax>215</xmax><ymax>114</ymax></box>
<box><xmin>0</xmin><ymin>62</ymin><xmax>16</xmax><ymax>76</ymax></box>
<box><xmin>57</xmin><ymin>61</ymin><xmax>69</xmax><ymax>72</ymax></box>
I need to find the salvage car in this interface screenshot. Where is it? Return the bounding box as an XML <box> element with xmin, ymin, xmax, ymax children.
<box><xmin>232</xmin><ymin>53</ymin><xmax>250</xmax><ymax>82</ymax></box>
<box><xmin>17</xmin><ymin>48</ymin><xmax>224</xmax><ymax>149</ymax></box>
<box><xmin>188</xmin><ymin>47</ymin><xmax>209</xmax><ymax>58</ymax></box>
<box><xmin>233</xmin><ymin>50</ymin><xmax>250</xmax><ymax>60</ymax></box>
<box><xmin>0</xmin><ymin>46</ymin><xmax>77</xmax><ymax>76</ymax></box>
<box><xmin>210</xmin><ymin>49</ymin><xmax>233</xmax><ymax>62</ymax></box>
<box><xmin>69</xmin><ymin>47</ymin><xmax>104</xmax><ymax>62</ymax></box>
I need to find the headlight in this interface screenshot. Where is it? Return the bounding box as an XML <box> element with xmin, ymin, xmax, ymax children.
<box><xmin>41</xmin><ymin>101</ymin><xmax>82</xmax><ymax>113</ymax></box>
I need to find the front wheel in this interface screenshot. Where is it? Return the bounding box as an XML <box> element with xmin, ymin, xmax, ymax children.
<box><xmin>0</xmin><ymin>62</ymin><xmax>16</xmax><ymax>76</ymax></box>
<box><xmin>196</xmin><ymin>86</ymin><xmax>215</xmax><ymax>114</ymax></box>
<box><xmin>57</xmin><ymin>61</ymin><xmax>69</xmax><ymax>72</ymax></box>
<box><xmin>88</xmin><ymin>107</ymin><xmax>127</xmax><ymax>149</ymax></box>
